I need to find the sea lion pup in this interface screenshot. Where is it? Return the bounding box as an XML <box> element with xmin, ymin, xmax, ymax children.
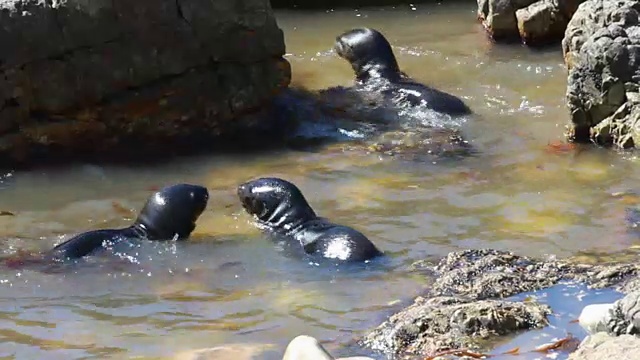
<box><xmin>237</xmin><ymin>177</ymin><xmax>382</xmax><ymax>263</ymax></box>
<box><xmin>49</xmin><ymin>184</ymin><xmax>209</xmax><ymax>260</ymax></box>
<box><xmin>333</xmin><ymin>27</ymin><xmax>472</xmax><ymax>116</ymax></box>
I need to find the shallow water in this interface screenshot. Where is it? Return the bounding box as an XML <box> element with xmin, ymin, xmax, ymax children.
<box><xmin>2</xmin><ymin>2</ymin><xmax>640</xmax><ymax>359</ymax></box>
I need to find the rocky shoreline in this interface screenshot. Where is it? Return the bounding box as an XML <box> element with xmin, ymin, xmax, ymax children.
<box><xmin>1</xmin><ymin>0</ymin><xmax>638</xmax><ymax>168</ymax></box>
<box><xmin>361</xmin><ymin>249</ymin><xmax>640</xmax><ymax>359</ymax></box>
<box><xmin>172</xmin><ymin>248</ymin><xmax>640</xmax><ymax>359</ymax></box>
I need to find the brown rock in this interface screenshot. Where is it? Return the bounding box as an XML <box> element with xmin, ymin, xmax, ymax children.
<box><xmin>0</xmin><ymin>0</ymin><xmax>291</xmax><ymax>168</ymax></box>
<box><xmin>516</xmin><ymin>0</ymin><xmax>568</xmax><ymax>45</ymax></box>
<box><xmin>478</xmin><ymin>0</ymin><xmax>586</xmax><ymax>45</ymax></box>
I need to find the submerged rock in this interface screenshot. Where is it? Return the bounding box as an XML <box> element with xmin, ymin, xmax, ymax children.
<box><xmin>363</xmin><ymin>249</ymin><xmax>640</xmax><ymax>357</ymax></box>
<box><xmin>568</xmin><ymin>333</ymin><xmax>640</xmax><ymax>360</ymax></box>
<box><xmin>277</xmin><ymin>86</ymin><xmax>475</xmax><ymax>162</ymax></box>
<box><xmin>0</xmin><ymin>0</ymin><xmax>290</xmax><ymax>168</ymax></box>
<box><xmin>477</xmin><ymin>0</ymin><xmax>583</xmax><ymax>46</ymax></box>
<box><xmin>562</xmin><ymin>0</ymin><xmax>640</xmax><ymax>148</ymax></box>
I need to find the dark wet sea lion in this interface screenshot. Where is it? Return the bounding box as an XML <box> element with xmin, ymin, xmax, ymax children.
<box><xmin>49</xmin><ymin>183</ymin><xmax>209</xmax><ymax>260</ymax></box>
<box><xmin>333</xmin><ymin>27</ymin><xmax>472</xmax><ymax>116</ymax></box>
<box><xmin>236</xmin><ymin>177</ymin><xmax>382</xmax><ymax>263</ymax></box>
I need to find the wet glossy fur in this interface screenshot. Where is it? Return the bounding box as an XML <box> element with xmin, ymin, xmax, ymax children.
<box><xmin>334</xmin><ymin>27</ymin><xmax>472</xmax><ymax>116</ymax></box>
<box><xmin>50</xmin><ymin>184</ymin><xmax>209</xmax><ymax>260</ymax></box>
<box><xmin>237</xmin><ymin>177</ymin><xmax>382</xmax><ymax>263</ymax></box>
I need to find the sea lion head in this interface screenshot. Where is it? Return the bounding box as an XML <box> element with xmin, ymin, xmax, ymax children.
<box><xmin>237</xmin><ymin>177</ymin><xmax>316</xmax><ymax>229</ymax></box>
<box><xmin>334</xmin><ymin>27</ymin><xmax>401</xmax><ymax>82</ymax></box>
<box><xmin>135</xmin><ymin>184</ymin><xmax>209</xmax><ymax>240</ymax></box>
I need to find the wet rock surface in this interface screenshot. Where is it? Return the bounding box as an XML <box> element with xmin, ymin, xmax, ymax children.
<box><xmin>0</xmin><ymin>0</ymin><xmax>290</xmax><ymax>168</ymax></box>
<box><xmin>477</xmin><ymin>0</ymin><xmax>584</xmax><ymax>45</ymax></box>
<box><xmin>562</xmin><ymin>0</ymin><xmax>640</xmax><ymax>148</ymax></box>
<box><xmin>362</xmin><ymin>249</ymin><xmax>640</xmax><ymax>357</ymax></box>
<box><xmin>362</xmin><ymin>295</ymin><xmax>551</xmax><ymax>356</ymax></box>
<box><xmin>589</xmin><ymin>290</ymin><xmax>640</xmax><ymax>336</ymax></box>
<box><xmin>568</xmin><ymin>333</ymin><xmax>640</xmax><ymax>360</ymax></box>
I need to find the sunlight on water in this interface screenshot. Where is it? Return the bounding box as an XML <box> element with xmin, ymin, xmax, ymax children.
<box><xmin>1</xmin><ymin>2</ymin><xmax>639</xmax><ymax>359</ymax></box>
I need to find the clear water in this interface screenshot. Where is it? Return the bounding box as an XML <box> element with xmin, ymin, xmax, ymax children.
<box><xmin>1</xmin><ymin>2</ymin><xmax>639</xmax><ymax>359</ymax></box>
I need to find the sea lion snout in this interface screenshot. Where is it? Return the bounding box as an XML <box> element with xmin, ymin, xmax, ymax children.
<box><xmin>236</xmin><ymin>182</ymin><xmax>252</xmax><ymax>206</ymax></box>
<box><xmin>190</xmin><ymin>185</ymin><xmax>210</xmax><ymax>213</ymax></box>
<box><xmin>333</xmin><ymin>36</ymin><xmax>350</xmax><ymax>60</ymax></box>
<box><xmin>166</xmin><ymin>184</ymin><xmax>210</xmax><ymax>218</ymax></box>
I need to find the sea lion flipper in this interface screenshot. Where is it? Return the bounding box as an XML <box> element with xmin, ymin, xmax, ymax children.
<box><xmin>50</xmin><ymin>228</ymin><xmax>135</xmax><ymax>260</ymax></box>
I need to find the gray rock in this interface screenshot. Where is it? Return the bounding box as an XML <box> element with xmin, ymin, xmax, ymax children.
<box><xmin>579</xmin><ymin>303</ymin><xmax>616</xmax><ymax>334</ymax></box>
<box><xmin>283</xmin><ymin>335</ymin><xmax>374</xmax><ymax>360</ymax></box>
<box><xmin>363</xmin><ymin>249</ymin><xmax>640</xmax><ymax>357</ymax></box>
<box><xmin>516</xmin><ymin>0</ymin><xmax>569</xmax><ymax>45</ymax></box>
<box><xmin>478</xmin><ymin>0</ymin><xmax>583</xmax><ymax>45</ymax></box>
<box><xmin>0</xmin><ymin>0</ymin><xmax>290</xmax><ymax>167</ymax></box>
<box><xmin>416</xmin><ymin>249</ymin><xmax>640</xmax><ymax>298</ymax></box>
<box><xmin>562</xmin><ymin>0</ymin><xmax>640</xmax><ymax>148</ymax></box>
<box><xmin>568</xmin><ymin>333</ymin><xmax>640</xmax><ymax>360</ymax></box>
<box><xmin>428</xmin><ymin>248</ymin><xmax>572</xmax><ymax>299</ymax></box>
<box><xmin>602</xmin><ymin>291</ymin><xmax>640</xmax><ymax>336</ymax></box>
<box><xmin>362</xmin><ymin>295</ymin><xmax>551</xmax><ymax>357</ymax></box>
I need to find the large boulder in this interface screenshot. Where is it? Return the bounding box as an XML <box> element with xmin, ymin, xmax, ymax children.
<box><xmin>477</xmin><ymin>0</ymin><xmax>585</xmax><ymax>45</ymax></box>
<box><xmin>0</xmin><ymin>0</ymin><xmax>290</xmax><ymax>167</ymax></box>
<box><xmin>562</xmin><ymin>0</ymin><xmax>640</xmax><ymax>148</ymax></box>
